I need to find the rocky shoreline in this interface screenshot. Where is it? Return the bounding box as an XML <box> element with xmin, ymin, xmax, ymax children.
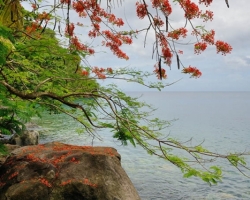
<box><xmin>0</xmin><ymin>129</ymin><xmax>141</xmax><ymax>200</ymax></box>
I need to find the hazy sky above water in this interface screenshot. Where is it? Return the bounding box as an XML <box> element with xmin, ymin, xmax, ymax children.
<box><xmin>22</xmin><ymin>0</ymin><xmax>250</xmax><ymax>92</ymax></box>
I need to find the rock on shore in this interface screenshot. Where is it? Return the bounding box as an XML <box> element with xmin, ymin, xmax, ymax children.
<box><xmin>0</xmin><ymin>142</ymin><xmax>141</xmax><ymax>200</ymax></box>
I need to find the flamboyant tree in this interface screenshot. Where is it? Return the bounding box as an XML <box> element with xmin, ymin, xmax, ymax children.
<box><xmin>1</xmin><ymin>0</ymin><xmax>249</xmax><ymax>185</ymax></box>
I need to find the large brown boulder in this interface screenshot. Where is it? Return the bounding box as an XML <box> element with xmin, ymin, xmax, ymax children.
<box><xmin>0</xmin><ymin>142</ymin><xmax>140</xmax><ymax>200</ymax></box>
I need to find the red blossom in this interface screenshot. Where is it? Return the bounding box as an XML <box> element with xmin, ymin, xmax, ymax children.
<box><xmin>26</xmin><ymin>21</ymin><xmax>41</xmax><ymax>34</ymax></box>
<box><xmin>88</xmin><ymin>30</ymin><xmax>97</xmax><ymax>38</ymax></box>
<box><xmin>60</xmin><ymin>0</ymin><xmax>71</xmax><ymax>4</ymax></box>
<box><xmin>160</xmin><ymin>0</ymin><xmax>172</xmax><ymax>16</ymax></box>
<box><xmin>157</xmin><ymin>34</ymin><xmax>173</xmax><ymax>66</ymax></box>
<box><xmin>201</xmin><ymin>30</ymin><xmax>215</xmax><ymax>45</ymax></box>
<box><xmin>114</xmin><ymin>18</ymin><xmax>124</xmax><ymax>27</ymax></box>
<box><xmin>90</xmin><ymin>15</ymin><xmax>102</xmax><ymax>23</ymax></box>
<box><xmin>215</xmin><ymin>40</ymin><xmax>233</xmax><ymax>55</ymax></box>
<box><xmin>182</xmin><ymin>66</ymin><xmax>202</xmax><ymax>78</ymax></box>
<box><xmin>73</xmin><ymin>1</ymin><xmax>87</xmax><ymax>17</ymax></box>
<box><xmin>106</xmin><ymin>67</ymin><xmax>113</xmax><ymax>74</ymax></box>
<box><xmin>92</xmin><ymin>23</ymin><xmax>100</xmax><ymax>31</ymax></box>
<box><xmin>31</xmin><ymin>3</ymin><xmax>37</xmax><ymax>10</ymax></box>
<box><xmin>151</xmin><ymin>0</ymin><xmax>172</xmax><ymax>16</ymax></box>
<box><xmin>151</xmin><ymin>0</ymin><xmax>162</xmax><ymax>8</ymax></box>
<box><xmin>70</xmin><ymin>36</ymin><xmax>87</xmax><ymax>51</ymax></box>
<box><xmin>168</xmin><ymin>28</ymin><xmax>188</xmax><ymax>40</ymax></box>
<box><xmin>65</xmin><ymin>23</ymin><xmax>75</xmax><ymax>36</ymax></box>
<box><xmin>88</xmin><ymin>48</ymin><xmax>95</xmax><ymax>54</ymax></box>
<box><xmin>200</xmin><ymin>10</ymin><xmax>213</xmax><ymax>22</ymax></box>
<box><xmin>199</xmin><ymin>0</ymin><xmax>213</xmax><ymax>6</ymax></box>
<box><xmin>70</xmin><ymin>0</ymin><xmax>131</xmax><ymax>60</ymax></box>
<box><xmin>92</xmin><ymin>67</ymin><xmax>106</xmax><ymax>79</ymax></box>
<box><xmin>136</xmin><ymin>2</ymin><xmax>148</xmax><ymax>19</ymax></box>
<box><xmin>179</xmin><ymin>0</ymin><xmax>200</xmax><ymax>19</ymax></box>
<box><xmin>162</xmin><ymin>47</ymin><xmax>172</xmax><ymax>65</ymax></box>
<box><xmin>154</xmin><ymin>62</ymin><xmax>167</xmax><ymax>79</ymax></box>
<box><xmin>120</xmin><ymin>35</ymin><xmax>132</xmax><ymax>45</ymax></box>
<box><xmin>81</xmin><ymin>70</ymin><xmax>89</xmax><ymax>76</ymax></box>
<box><xmin>153</xmin><ymin>16</ymin><xmax>164</xmax><ymax>27</ymax></box>
<box><xmin>194</xmin><ymin>42</ymin><xmax>207</xmax><ymax>54</ymax></box>
<box><xmin>37</xmin><ymin>11</ymin><xmax>50</xmax><ymax>22</ymax></box>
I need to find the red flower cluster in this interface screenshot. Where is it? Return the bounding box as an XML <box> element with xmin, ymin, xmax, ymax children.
<box><xmin>26</xmin><ymin>21</ymin><xmax>41</xmax><ymax>34</ymax></box>
<box><xmin>199</xmin><ymin>0</ymin><xmax>213</xmax><ymax>6</ymax></box>
<box><xmin>92</xmin><ymin>67</ymin><xmax>106</xmax><ymax>79</ymax></box>
<box><xmin>158</xmin><ymin>34</ymin><xmax>173</xmax><ymax>66</ymax></box>
<box><xmin>200</xmin><ymin>10</ymin><xmax>213</xmax><ymax>22</ymax></box>
<box><xmin>162</xmin><ymin>47</ymin><xmax>172</xmax><ymax>65</ymax></box>
<box><xmin>215</xmin><ymin>40</ymin><xmax>233</xmax><ymax>55</ymax></box>
<box><xmin>102</xmin><ymin>30</ymin><xmax>131</xmax><ymax>59</ymax></box>
<box><xmin>65</xmin><ymin>23</ymin><xmax>75</xmax><ymax>36</ymax></box>
<box><xmin>106</xmin><ymin>67</ymin><xmax>113</xmax><ymax>74</ymax></box>
<box><xmin>201</xmin><ymin>30</ymin><xmax>215</xmax><ymax>45</ymax></box>
<box><xmin>106</xmin><ymin>42</ymin><xmax>129</xmax><ymax>60</ymax></box>
<box><xmin>153</xmin><ymin>16</ymin><xmax>164</xmax><ymax>27</ymax></box>
<box><xmin>72</xmin><ymin>1</ymin><xmax>87</xmax><ymax>16</ymax></box>
<box><xmin>168</xmin><ymin>28</ymin><xmax>188</xmax><ymax>40</ymax></box>
<box><xmin>25</xmin><ymin>11</ymin><xmax>51</xmax><ymax>36</ymax></box>
<box><xmin>37</xmin><ymin>11</ymin><xmax>50</xmax><ymax>22</ymax></box>
<box><xmin>31</xmin><ymin>3</ymin><xmax>37</xmax><ymax>10</ymax></box>
<box><xmin>182</xmin><ymin>66</ymin><xmax>202</xmax><ymax>78</ymax></box>
<box><xmin>70</xmin><ymin>36</ymin><xmax>95</xmax><ymax>54</ymax></box>
<box><xmin>151</xmin><ymin>0</ymin><xmax>172</xmax><ymax>16</ymax></box>
<box><xmin>154</xmin><ymin>62</ymin><xmax>167</xmax><ymax>79</ymax></box>
<box><xmin>194</xmin><ymin>42</ymin><xmax>207</xmax><ymax>54</ymax></box>
<box><xmin>60</xmin><ymin>0</ymin><xmax>71</xmax><ymax>4</ymax></box>
<box><xmin>86</xmin><ymin>67</ymin><xmax>114</xmax><ymax>79</ymax></box>
<box><xmin>71</xmin><ymin>0</ymin><xmax>130</xmax><ymax>60</ymax></box>
<box><xmin>81</xmin><ymin>70</ymin><xmax>89</xmax><ymax>76</ymax></box>
<box><xmin>136</xmin><ymin>2</ymin><xmax>148</xmax><ymax>19</ymax></box>
<box><xmin>179</xmin><ymin>0</ymin><xmax>200</xmax><ymax>19</ymax></box>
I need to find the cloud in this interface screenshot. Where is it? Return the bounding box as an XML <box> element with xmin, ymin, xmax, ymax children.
<box><xmin>225</xmin><ymin>56</ymin><xmax>250</xmax><ymax>69</ymax></box>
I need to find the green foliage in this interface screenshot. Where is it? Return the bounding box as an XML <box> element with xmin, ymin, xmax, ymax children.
<box><xmin>227</xmin><ymin>154</ymin><xmax>246</xmax><ymax>167</ymax></box>
<box><xmin>0</xmin><ymin>107</ymin><xmax>25</xmax><ymax>135</ymax></box>
<box><xmin>0</xmin><ymin>143</ymin><xmax>8</xmax><ymax>155</ymax></box>
<box><xmin>183</xmin><ymin>166</ymin><xmax>222</xmax><ymax>185</ymax></box>
<box><xmin>113</xmin><ymin>127</ymin><xmax>136</xmax><ymax>146</ymax></box>
<box><xmin>0</xmin><ymin>17</ymin><xmax>100</xmax><ymax>138</ymax></box>
<box><xmin>0</xmin><ymin>24</ymin><xmax>15</xmax><ymax>65</ymax></box>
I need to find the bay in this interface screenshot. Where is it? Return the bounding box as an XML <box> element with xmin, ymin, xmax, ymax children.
<box><xmin>35</xmin><ymin>92</ymin><xmax>250</xmax><ymax>200</ymax></box>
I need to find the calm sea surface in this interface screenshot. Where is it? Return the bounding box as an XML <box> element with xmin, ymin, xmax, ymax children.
<box><xmin>35</xmin><ymin>92</ymin><xmax>250</xmax><ymax>200</ymax></box>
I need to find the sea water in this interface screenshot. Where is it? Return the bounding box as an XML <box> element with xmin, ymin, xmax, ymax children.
<box><xmin>36</xmin><ymin>92</ymin><xmax>250</xmax><ymax>200</ymax></box>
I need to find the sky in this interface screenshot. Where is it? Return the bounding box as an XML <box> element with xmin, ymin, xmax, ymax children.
<box><xmin>22</xmin><ymin>0</ymin><xmax>250</xmax><ymax>92</ymax></box>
